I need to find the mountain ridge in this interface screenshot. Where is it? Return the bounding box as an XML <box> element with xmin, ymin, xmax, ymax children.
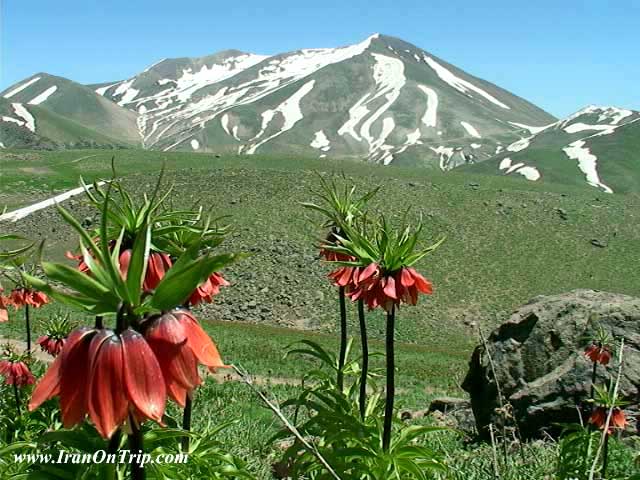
<box><xmin>1</xmin><ymin>33</ymin><xmax>637</xmax><ymax>193</ymax></box>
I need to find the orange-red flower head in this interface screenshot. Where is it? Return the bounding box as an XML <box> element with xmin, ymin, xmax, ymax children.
<box><xmin>65</xmin><ymin>250</ymin><xmax>90</xmax><ymax>273</ymax></box>
<box><xmin>0</xmin><ymin>292</ymin><xmax>9</xmax><ymax>323</ymax></box>
<box><xmin>118</xmin><ymin>250</ymin><xmax>173</xmax><ymax>292</ymax></box>
<box><xmin>584</xmin><ymin>343</ymin><xmax>612</xmax><ymax>366</ymax></box>
<box><xmin>188</xmin><ymin>273</ymin><xmax>229</xmax><ymax>306</ymax></box>
<box><xmin>29</xmin><ymin>327</ymin><xmax>166</xmax><ymax>439</ymax></box>
<box><xmin>343</xmin><ymin>264</ymin><xmax>433</xmax><ymax>311</ymax></box>
<box><xmin>589</xmin><ymin>406</ymin><xmax>626</xmax><ymax>434</ymax></box>
<box><xmin>0</xmin><ymin>359</ymin><xmax>35</xmax><ymax>387</ymax></box>
<box><xmin>8</xmin><ymin>288</ymin><xmax>50</xmax><ymax>309</ymax></box>
<box><xmin>37</xmin><ymin>335</ymin><xmax>66</xmax><ymax>357</ymax></box>
<box><xmin>143</xmin><ymin>309</ymin><xmax>226</xmax><ymax>407</ymax></box>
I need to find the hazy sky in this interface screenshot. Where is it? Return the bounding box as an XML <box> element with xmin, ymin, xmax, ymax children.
<box><xmin>1</xmin><ymin>0</ymin><xmax>638</xmax><ymax>118</ymax></box>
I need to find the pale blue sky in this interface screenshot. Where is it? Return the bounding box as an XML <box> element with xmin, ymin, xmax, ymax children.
<box><xmin>1</xmin><ymin>0</ymin><xmax>638</xmax><ymax>118</ymax></box>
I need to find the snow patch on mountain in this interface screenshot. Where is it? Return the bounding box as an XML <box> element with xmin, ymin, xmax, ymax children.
<box><xmin>460</xmin><ymin>121</ymin><xmax>481</xmax><ymax>138</ymax></box>
<box><xmin>406</xmin><ymin>128</ymin><xmax>422</xmax><ymax>145</ymax></box>
<box><xmin>498</xmin><ymin>157</ymin><xmax>541</xmax><ymax>181</ymax></box>
<box><xmin>361</xmin><ymin>54</ymin><xmax>405</xmax><ymax>163</ymax></box>
<box><xmin>508</xmin><ymin>121</ymin><xmax>551</xmax><ymax>134</ymax></box>
<box><xmin>2</xmin><ymin>116</ymin><xmax>24</xmax><ymax>126</ymax></box>
<box><xmin>416</xmin><ymin>85</ymin><xmax>438</xmax><ymax>127</ymax></box>
<box><xmin>190</xmin><ymin>139</ymin><xmax>200</xmax><ymax>150</ymax></box>
<box><xmin>0</xmin><ymin>182</ymin><xmax>106</xmax><ymax>223</ymax></box>
<box><xmin>516</xmin><ymin>166</ymin><xmax>541</xmax><ymax>181</ymax></box>
<box><xmin>562</xmin><ymin>140</ymin><xmax>612</xmax><ymax>194</ymax></box>
<box><xmin>423</xmin><ymin>56</ymin><xmax>510</xmax><ymax>110</ymax></box>
<box><xmin>507</xmin><ymin>137</ymin><xmax>532</xmax><ymax>153</ymax></box>
<box><xmin>95</xmin><ymin>82</ymin><xmax>120</xmax><ymax>96</ymax></box>
<box><xmin>12</xmin><ymin>104</ymin><xmax>35</xmax><ymax>132</ymax></box>
<box><xmin>245</xmin><ymin>79</ymin><xmax>316</xmax><ymax>154</ymax></box>
<box><xmin>3</xmin><ymin>77</ymin><xmax>41</xmax><ymax>99</ymax></box>
<box><xmin>563</xmin><ymin>123</ymin><xmax>616</xmax><ymax>135</ymax></box>
<box><xmin>338</xmin><ymin>53</ymin><xmax>405</xmax><ymax>163</ymax></box>
<box><xmin>221</xmin><ymin>113</ymin><xmax>231</xmax><ymax>136</ymax></box>
<box><xmin>310</xmin><ymin>130</ymin><xmax>330</xmax><ymax>151</ymax></box>
<box><xmin>28</xmin><ymin>86</ymin><xmax>58</xmax><ymax>105</ymax></box>
<box><xmin>431</xmin><ymin>146</ymin><xmax>455</xmax><ymax>170</ymax></box>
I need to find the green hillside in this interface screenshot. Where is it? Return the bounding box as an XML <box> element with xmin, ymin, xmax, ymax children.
<box><xmin>1</xmin><ymin>73</ymin><xmax>140</xmax><ymax>146</ymax></box>
<box><xmin>1</xmin><ymin>149</ymin><xmax>638</xmax><ymax>350</ymax></box>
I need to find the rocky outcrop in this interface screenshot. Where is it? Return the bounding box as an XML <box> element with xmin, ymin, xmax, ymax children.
<box><xmin>462</xmin><ymin>290</ymin><xmax>640</xmax><ymax>439</ymax></box>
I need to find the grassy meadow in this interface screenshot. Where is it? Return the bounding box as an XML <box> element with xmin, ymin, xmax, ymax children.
<box><xmin>1</xmin><ymin>148</ymin><xmax>639</xmax><ymax>478</ymax></box>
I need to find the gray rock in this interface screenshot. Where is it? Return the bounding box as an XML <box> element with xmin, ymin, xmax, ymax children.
<box><xmin>591</xmin><ymin>239</ymin><xmax>608</xmax><ymax>248</ymax></box>
<box><xmin>462</xmin><ymin>290</ymin><xmax>640</xmax><ymax>439</ymax></box>
<box><xmin>427</xmin><ymin>396</ymin><xmax>471</xmax><ymax>414</ymax></box>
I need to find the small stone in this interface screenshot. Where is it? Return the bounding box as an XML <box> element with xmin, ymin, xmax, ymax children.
<box><xmin>590</xmin><ymin>239</ymin><xmax>607</xmax><ymax>248</ymax></box>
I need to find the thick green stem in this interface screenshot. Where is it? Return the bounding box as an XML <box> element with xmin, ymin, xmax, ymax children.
<box><xmin>383</xmin><ymin>305</ymin><xmax>396</xmax><ymax>452</ymax></box>
<box><xmin>105</xmin><ymin>429</ymin><xmax>121</xmax><ymax>480</ymax></box>
<box><xmin>25</xmin><ymin>305</ymin><xmax>31</xmax><ymax>355</ymax></box>
<box><xmin>337</xmin><ymin>286</ymin><xmax>347</xmax><ymax>391</ymax></box>
<box><xmin>128</xmin><ymin>416</ymin><xmax>145</xmax><ymax>480</ymax></box>
<box><xmin>602</xmin><ymin>432</ymin><xmax>610</xmax><ymax>477</ymax></box>
<box><xmin>13</xmin><ymin>383</ymin><xmax>21</xmax><ymax>414</ymax></box>
<box><xmin>182</xmin><ymin>393</ymin><xmax>193</xmax><ymax>451</ymax></box>
<box><xmin>590</xmin><ymin>359</ymin><xmax>597</xmax><ymax>402</ymax></box>
<box><xmin>358</xmin><ymin>299</ymin><xmax>368</xmax><ymax>420</ymax></box>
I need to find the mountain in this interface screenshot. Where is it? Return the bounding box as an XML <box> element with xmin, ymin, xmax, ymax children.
<box><xmin>466</xmin><ymin>106</ymin><xmax>640</xmax><ymax>193</ymax></box>
<box><xmin>94</xmin><ymin>34</ymin><xmax>556</xmax><ymax>166</ymax></box>
<box><xmin>0</xmin><ymin>73</ymin><xmax>139</xmax><ymax>148</ymax></box>
<box><xmin>1</xmin><ymin>34</ymin><xmax>556</xmax><ymax>166</ymax></box>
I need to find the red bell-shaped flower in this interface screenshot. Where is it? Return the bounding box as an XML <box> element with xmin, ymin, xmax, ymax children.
<box><xmin>345</xmin><ymin>264</ymin><xmax>433</xmax><ymax>311</ymax></box>
<box><xmin>36</xmin><ymin>335</ymin><xmax>66</xmax><ymax>357</ymax></box>
<box><xmin>0</xmin><ymin>291</ymin><xmax>9</xmax><ymax>323</ymax></box>
<box><xmin>118</xmin><ymin>250</ymin><xmax>172</xmax><ymax>292</ymax></box>
<box><xmin>188</xmin><ymin>273</ymin><xmax>229</xmax><ymax>306</ymax></box>
<box><xmin>8</xmin><ymin>287</ymin><xmax>50</xmax><ymax>309</ymax></box>
<box><xmin>0</xmin><ymin>359</ymin><xmax>35</xmax><ymax>387</ymax></box>
<box><xmin>584</xmin><ymin>343</ymin><xmax>612</xmax><ymax>366</ymax></box>
<box><xmin>589</xmin><ymin>406</ymin><xmax>626</xmax><ymax>434</ymax></box>
<box><xmin>29</xmin><ymin>327</ymin><xmax>166</xmax><ymax>439</ymax></box>
<box><xmin>143</xmin><ymin>309</ymin><xmax>226</xmax><ymax>407</ymax></box>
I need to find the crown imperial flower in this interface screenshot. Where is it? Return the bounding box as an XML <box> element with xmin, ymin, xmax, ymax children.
<box><xmin>0</xmin><ymin>359</ymin><xmax>35</xmax><ymax>387</ymax></box>
<box><xmin>143</xmin><ymin>309</ymin><xmax>225</xmax><ymax>407</ymax></box>
<box><xmin>29</xmin><ymin>327</ymin><xmax>166</xmax><ymax>439</ymax></box>
<box><xmin>584</xmin><ymin>342</ymin><xmax>612</xmax><ymax>365</ymax></box>
<box><xmin>188</xmin><ymin>273</ymin><xmax>229</xmax><ymax>306</ymax></box>
<box><xmin>589</xmin><ymin>406</ymin><xmax>626</xmax><ymax>434</ymax></box>
<box><xmin>8</xmin><ymin>287</ymin><xmax>50</xmax><ymax>309</ymax></box>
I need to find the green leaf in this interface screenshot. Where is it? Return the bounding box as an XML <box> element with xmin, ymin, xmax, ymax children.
<box><xmin>125</xmin><ymin>224</ymin><xmax>151</xmax><ymax>305</ymax></box>
<box><xmin>151</xmin><ymin>252</ymin><xmax>243</xmax><ymax>310</ymax></box>
<box><xmin>42</xmin><ymin>262</ymin><xmax>110</xmax><ymax>299</ymax></box>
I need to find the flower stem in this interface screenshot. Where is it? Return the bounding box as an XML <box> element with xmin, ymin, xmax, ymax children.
<box><xmin>357</xmin><ymin>299</ymin><xmax>368</xmax><ymax>420</ymax></box>
<box><xmin>13</xmin><ymin>383</ymin><xmax>21</xmax><ymax>414</ymax></box>
<box><xmin>383</xmin><ymin>304</ymin><xmax>396</xmax><ymax>452</ymax></box>
<box><xmin>106</xmin><ymin>429</ymin><xmax>121</xmax><ymax>480</ymax></box>
<box><xmin>337</xmin><ymin>286</ymin><xmax>347</xmax><ymax>391</ymax></box>
<box><xmin>181</xmin><ymin>393</ymin><xmax>193</xmax><ymax>451</ymax></box>
<box><xmin>602</xmin><ymin>433</ymin><xmax>610</xmax><ymax>477</ymax></box>
<box><xmin>128</xmin><ymin>416</ymin><xmax>145</xmax><ymax>480</ymax></box>
<box><xmin>590</xmin><ymin>357</ymin><xmax>597</xmax><ymax>402</ymax></box>
<box><xmin>24</xmin><ymin>305</ymin><xmax>31</xmax><ymax>355</ymax></box>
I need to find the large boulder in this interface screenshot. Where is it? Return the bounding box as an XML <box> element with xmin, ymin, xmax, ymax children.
<box><xmin>462</xmin><ymin>290</ymin><xmax>640</xmax><ymax>439</ymax></box>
